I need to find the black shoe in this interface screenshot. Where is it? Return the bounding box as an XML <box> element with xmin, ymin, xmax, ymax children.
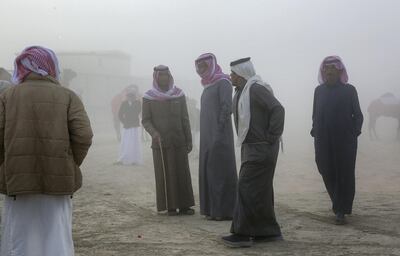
<box><xmin>221</xmin><ymin>234</ymin><xmax>253</xmax><ymax>248</ymax></box>
<box><xmin>206</xmin><ymin>216</ymin><xmax>232</xmax><ymax>221</ymax></box>
<box><xmin>335</xmin><ymin>213</ymin><xmax>347</xmax><ymax>225</ymax></box>
<box><xmin>254</xmin><ymin>235</ymin><xmax>284</xmax><ymax>243</ymax></box>
<box><xmin>179</xmin><ymin>208</ymin><xmax>195</xmax><ymax>215</ymax></box>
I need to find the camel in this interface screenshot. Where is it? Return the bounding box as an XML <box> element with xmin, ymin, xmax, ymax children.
<box><xmin>0</xmin><ymin>68</ymin><xmax>11</xmax><ymax>82</ymax></box>
<box><xmin>367</xmin><ymin>93</ymin><xmax>400</xmax><ymax>141</ymax></box>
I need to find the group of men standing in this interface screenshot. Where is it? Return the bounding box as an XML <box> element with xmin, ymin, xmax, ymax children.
<box><xmin>140</xmin><ymin>53</ymin><xmax>363</xmax><ymax>248</ymax></box>
<box><xmin>0</xmin><ymin>45</ymin><xmax>363</xmax><ymax>255</ymax></box>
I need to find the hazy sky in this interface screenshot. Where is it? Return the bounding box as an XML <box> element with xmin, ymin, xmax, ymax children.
<box><xmin>1</xmin><ymin>0</ymin><xmax>400</xmax><ymax>115</ymax></box>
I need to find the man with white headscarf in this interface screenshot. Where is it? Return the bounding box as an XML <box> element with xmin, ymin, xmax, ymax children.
<box><xmin>222</xmin><ymin>57</ymin><xmax>284</xmax><ymax>248</ymax></box>
<box><xmin>0</xmin><ymin>46</ymin><xmax>93</xmax><ymax>256</ymax></box>
<box><xmin>311</xmin><ymin>56</ymin><xmax>363</xmax><ymax>225</ymax></box>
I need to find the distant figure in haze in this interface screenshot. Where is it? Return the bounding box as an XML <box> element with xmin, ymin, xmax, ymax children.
<box><xmin>195</xmin><ymin>53</ymin><xmax>237</xmax><ymax>221</ymax></box>
<box><xmin>367</xmin><ymin>92</ymin><xmax>400</xmax><ymax>140</ymax></box>
<box><xmin>222</xmin><ymin>57</ymin><xmax>285</xmax><ymax>248</ymax></box>
<box><xmin>61</xmin><ymin>68</ymin><xmax>84</xmax><ymax>101</ymax></box>
<box><xmin>0</xmin><ymin>46</ymin><xmax>93</xmax><ymax>256</ymax></box>
<box><xmin>61</xmin><ymin>68</ymin><xmax>77</xmax><ymax>89</ymax></box>
<box><xmin>311</xmin><ymin>56</ymin><xmax>363</xmax><ymax>225</ymax></box>
<box><xmin>142</xmin><ymin>65</ymin><xmax>195</xmax><ymax>216</ymax></box>
<box><xmin>111</xmin><ymin>84</ymin><xmax>138</xmax><ymax>141</ymax></box>
<box><xmin>116</xmin><ymin>85</ymin><xmax>143</xmax><ymax>165</ymax></box>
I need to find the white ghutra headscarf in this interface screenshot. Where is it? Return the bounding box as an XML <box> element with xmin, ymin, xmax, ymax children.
<box><xmin>231</xmin><ymin>58</ymin><xmax>273</xmax><ymax>146</ymax></box>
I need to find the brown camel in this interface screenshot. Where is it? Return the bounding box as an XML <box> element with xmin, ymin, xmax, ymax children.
<box><xmin>367</xmin><ymin>93</ymin><xmax>400</xmax><ymax>140</ymax></box>
<box><xmin>0</xmin><ymin>68</ymin><xmax>11</xmax><ymax>81</ymax></box>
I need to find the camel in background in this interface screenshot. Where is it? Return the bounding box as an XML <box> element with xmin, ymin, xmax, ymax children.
<box><xmin>0</xmin><ymin>68</ymin><xmax>11</xmax><ymax>82</ymax></box>
<box><xmin>368</xmin><ymin>93</ymin><xmax>400</xmax><ymax>141</ymax></box>
<box><xmin>0</xmin><ymin>68</ymin><xmax>12</xmax><ymax>93</ymax></box>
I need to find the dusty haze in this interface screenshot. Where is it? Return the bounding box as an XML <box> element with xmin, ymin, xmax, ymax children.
<box><xmin>2</xmin><ymin>0</ymin><xmax>400</xmax><ymax>146</ymax></box>
<box><xmin>1</xmin><ymin>1</ymin><xmax>400</xmax><ymax>255</ymax></box>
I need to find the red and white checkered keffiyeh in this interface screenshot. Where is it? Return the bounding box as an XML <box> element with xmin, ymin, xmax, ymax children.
<box><xmin>195</xmin><ymin>53</ymin><xmax>231</xmax><ymax>88</ymax></box>
<box><xmin>143</xmin><ymin>65</ymin><xmax>185</xmax><ymax>101</ymax></box>
<box><xmin>318</xmin><ymin>55</ymin><xmax>349</xmax><ymax>85</ymax></box>
<box><xmin>12</xmin><ymin>46</ymin><xmax>60</xmax><ymax>84</ymax></box>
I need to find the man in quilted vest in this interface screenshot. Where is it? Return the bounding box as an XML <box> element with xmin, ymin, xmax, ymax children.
<box><xmin>0</xmin><ymin>46</ymin><xmax>93</xmax><ymax>256</ymax></box>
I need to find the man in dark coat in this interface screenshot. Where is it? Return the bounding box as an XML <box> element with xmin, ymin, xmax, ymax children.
<box><xmin>142</xmin><ymin>65</ymin><xmax>195</xmax><ymax>216</ymax></box>
<box><xmin>195</xmin><ymin>53</ymin><xmax>237</xmax><ymax>221</ymax></box>
<box><xmin>311</xmin><ymin>56</ymin><xmax>363</xmax><ymax>225</ymax></box>
<box><xmin>222</xmin><ymin>57</ymin><xmax>285</xmax><ymax>247</ymax></box>
<box><xmin>117</xmin><ymin>86</ymin><xmax>143</xmax><ymax>165</ymax></box>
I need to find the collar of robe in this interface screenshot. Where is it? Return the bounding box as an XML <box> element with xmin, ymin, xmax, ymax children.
<box><xmin>235</xmin><ymin>83</ymin><xmax>246</xmax><ymax>92</ymax></box>
<box><xmin>325</xmin><ymin>81</ymin><xmax>345</xmax><ymax>87</ymax></box>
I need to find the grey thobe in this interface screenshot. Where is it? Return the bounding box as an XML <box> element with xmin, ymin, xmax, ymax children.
<box><xmin>142</xmin><ymin>96</ymin><xmax>195</xmax><ymax>211</ymax></box>
<box><xmin>199</xmin><ymin>79</ymin><xmax>237</xmax><ymax>218</ymax></box>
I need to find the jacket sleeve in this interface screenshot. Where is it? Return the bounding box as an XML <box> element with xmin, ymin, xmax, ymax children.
<box><xmin>218</xmin><ymin>80</ymin><xmax>233</xmax><ymax>130</ymax></box>
<box><xmin>141</xmin><ymin>99</ymin><xmax>158</xmax><ymax>137</ymax></box>
<box><xmin>252</xmin><ymin>85</ymin><xmax>285</xmax><ymax>144</ymax></box>
<box><xmin>68</xmin><ymin>92</ymin><xmax>93</xmax><ymax>166</ymax></box>
<box><xmin>118</xmin><ymin>102</ymin><xmax>125</xmax><ymax>124</ymax></box>
<box><xmin>351</xmin><ymin>86</ymin><xmax>364</xmax><ymax>136</ymax></box>
<box><xmin>311</xmin><ymin>87</ymin><xmax>317</xmax><ymax>137</ymax></box>
<box><xmin>0</xmin><ymin>95</ymin><xmax>5</xmax><ymax>166</ymax></box>
<box><xmin>181</xmin><ymin>97</ymin><xmax>192</xmax><ymax>147</ymax></box>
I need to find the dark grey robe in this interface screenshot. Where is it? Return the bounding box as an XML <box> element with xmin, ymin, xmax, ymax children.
<box><xmin>311</xmin><ymin>82</ymin><xmax>363</xmax><ymax>214</ymax></box>
<box><xmin>199</xmin><ymin>79</ymin><xmax>237</xmax><ymax>218</ymax></box>
<box><xmin>142</xmin><ymin>96</ymin><xmax>195</xmax><ymax>211</ymax></box>
<box><xmin>231</xmin><ymin>83</ymin><xmax>284</xmax><ymax>237</ymax></box>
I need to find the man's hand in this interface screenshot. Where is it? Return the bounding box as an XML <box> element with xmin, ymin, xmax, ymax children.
<box><xmin>187</xmin><ymin>143</ymin><xmax>193</xmax><ymax>153</ymax></box>
<box><xmin>152</xmin><ymin>132</ymin><xmax>161</xmax><ymax>144</ymax></box>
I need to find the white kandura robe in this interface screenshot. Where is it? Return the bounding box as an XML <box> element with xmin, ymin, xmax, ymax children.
<box><xmin>118</xmin><ymin>127</ymin><xmax>143</xmax><ymax>165</ymax></box>
<box><xmin>1</xmin><ymin>194</ymin><xmax>74</xmax><ymax>256</ymax></box>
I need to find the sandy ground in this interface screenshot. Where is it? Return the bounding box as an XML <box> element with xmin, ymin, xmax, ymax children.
<box><xmin>1</xmin><ymin>132</ymin><xmax>400</xmax><ymax>256</ymax></box>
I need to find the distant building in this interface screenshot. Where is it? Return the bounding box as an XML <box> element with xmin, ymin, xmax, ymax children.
<box><xmin>57</xmin><ymin>51</ymin><xmax>134</xmax><ymax>109</ymax></box>
<box><xmin>56</xmin><ymin>51</ymin><xmax>150</xmax><ymax>134</ymax></box>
